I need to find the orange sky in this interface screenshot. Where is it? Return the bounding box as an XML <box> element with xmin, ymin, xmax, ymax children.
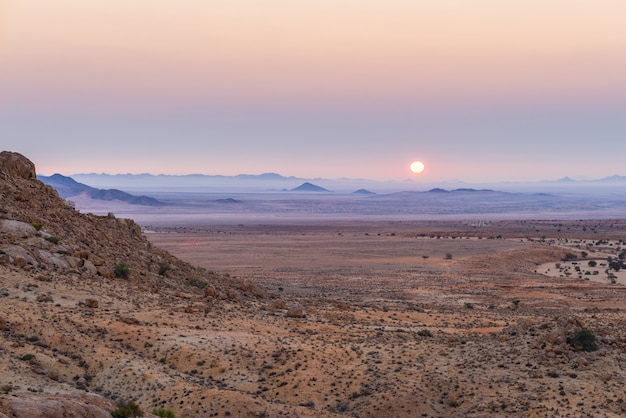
<box><xmin>1</xmin><ymin>1</ymin><xmax>626</xmax><ymax>181</ymax></box>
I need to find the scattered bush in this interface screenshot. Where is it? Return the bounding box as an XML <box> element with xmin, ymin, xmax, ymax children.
<box><xmin>588</xmin><ymin>260</ymin><xmax>597</xmax><ymax>267</ymax></box>
<box><xmin>464</xmin><ymin>302</ymin><xmax>474</xmax><ymax>309</ymax></box>
<box><xmin>563</xmin><ymin>253</ymin><xmax>577</xmax><ymax>261</ymax></box>
<box><xmin>152</xmin><ymin>408</ymin><xmax>175</xmax><ymax>418</ymax></box>
<box><xmin>444</xmin><ymin>253</ymin><xmax>453</xmax><ymax>260</ymax></box>
<box><xmin>512</xmin><ymin>299</ymin><xmax>521</xmax><ymax>308</ymax></box>
<box><xmin>31</xmin><ymin>222</ymin><xmax>43</xmax><ymax>231</ymax></box>
<box><xmin>567</xmin><ymin>328</ymin><xmax>598</xmax><ymax>352</ymax></box>
<box><xmin>114</xmin><ymin>263</ymin><xmax>131</xmax><ymax>279</ymax></box>
<box><xmin>111</xmin><ymin>400</ymin><xmax>143</xmax><ymax>418</ymax></box>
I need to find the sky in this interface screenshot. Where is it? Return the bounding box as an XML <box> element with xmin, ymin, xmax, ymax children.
<box><xmin>1</xmin><ymin>0</ymin><xmax>625</xmax><ymax>182</ymax></box>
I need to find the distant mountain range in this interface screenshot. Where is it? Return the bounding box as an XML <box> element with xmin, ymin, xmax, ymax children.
<box><xmin>35</xmin><ymin>173</ymin><xmax>626</xmax><ymax>218</ymax></box>
<box><xmin>38</xmin><ymin>174</ymin><xmax>164</xmax><ymax>206</ymax></box>
<box><xmin>64</xmin><ymin>172</ymin><xmax>626</xmax><ymax>196</ymax></box>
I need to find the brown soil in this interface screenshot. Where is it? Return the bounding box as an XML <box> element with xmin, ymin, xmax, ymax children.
<box><xmin>142</xmin><ymin>220</ymin><xmax>626</xmax><ymax>417</ymax></box>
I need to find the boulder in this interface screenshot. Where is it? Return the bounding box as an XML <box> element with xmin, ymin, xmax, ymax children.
<box><xmin>286</xmin><ymin>306</ymin><xmax>306</xmax><ymax>318</ymax></box>
<box><xmin>0</xmin><ymin>392</ymin><xmax>116</xmax><ymax>418</ymax></box>
<box><xmin>82</xmin><ymin>260</ymin><xmax>98</xmax><ymax>274</ymax></box>
<box><xmin>97</xmin><ymin>266</ymin><xmax>112</xmax><ymax>279</ymax></box>
<box><xmin>0</xmin><ymin>220</ymin><xmax>37</xmax><ymax>238</ymax></box>
<box><xmin>0</xmin><ymin>245</ymin><xmax>38</xmax><ymax>268</ymax></box>
<box><xmin>0</xmin><ymin>151</ymin><xmax>36</xmax><ymax>179</ymax></box>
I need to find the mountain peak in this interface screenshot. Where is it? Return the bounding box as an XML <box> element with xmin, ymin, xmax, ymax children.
<box><xmin>291</xmin><ymin>182</ymin><xmax>330</xmax><ymax>192</ymax></box>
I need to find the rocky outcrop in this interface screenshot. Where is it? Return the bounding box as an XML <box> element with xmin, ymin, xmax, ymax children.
<box><xmin>0</xmin><ymin>150</ymin><xmax>265</xmax><ymax>298</ymax></box>
<box><xmin>0</xmin><ymin>393</ymin><xmax>116</xmax><ymax>418</ymax></box>
<box><xmin>0</xmin><ymin>151</ymin><xmax>36</xmax><ymax>180</ymax></box>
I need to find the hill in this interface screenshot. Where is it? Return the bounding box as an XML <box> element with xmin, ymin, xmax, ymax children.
<box><xmin>0</xmin><ymin>151</ymin><xmax>270</xmax><ymax>417</ymax></box>
<box><xmin>39</xmin><ymin>173</ymin><xmax>164</xmax><ymax>206</ymax></box>
<box><xmin>291</xmin><ymin>182</ymin><xmax>330</xmax><ymax>192</ymax></box>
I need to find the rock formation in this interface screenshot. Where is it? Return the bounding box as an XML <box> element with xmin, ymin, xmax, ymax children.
<box><xmin>0</xmin><ymin>151</ymin><xmax>36</xmax><ymax>180</ymax></box>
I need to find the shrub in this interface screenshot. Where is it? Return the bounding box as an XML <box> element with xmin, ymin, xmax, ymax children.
<box><xmin>187</xmin><ymin>278</ymin><xmax>207</xmax><ymax>289</ymax></box>
<box><xmin>31</xmin><ymin>222</ymin><xmax>43</xmax><ymax>231</ymax></box>
<box><xmin>111</xmin><ymin>400</ymin><xmax>143</xmax><ymax>418</ymax></box>
<box><xmin>152</xmin><ymin>408</ymin><xmax>175</xmax><ymax>418</ymax></box>
<box><xmin>567</xmin><ymin>328</ymin><xmax>598</xmax><ymax>352</ymax></box>
<box><xmin>588</xmin><ymin>260</ymin><xmax>597</xmax><ymax>267</ymax></box>
<box><xmin>417</xmin><ymin>329</ymin><xmax>433</xmax><ymax>337</ymax></box>
<box><xmin>158</xmin><ymin>263</ymin><xmax>171</xmax><ymax>276</ymax></box>
<box><xmin>563</xmin><ymin>253</ymin><xmax>577</xmax><ymax>261</ymax></box>
<box><xmin>114</xmin><ymin>263</ymin><xmax>131</xmax><ymax>279</ymax></box>
<box><xmin>19</xmin><ymin>353</ymin><xmax>36</xmax><ymax>362</ymax></box>
<box><xmin>512</xmin><ymin>299</ymin><xmax>520</xmax><ymax>308</ymax></box>
<box><xmin>45</xmin><ymin>236</ymin><xmax>60</xmax><ymax>244</ymax></box>
<box><xmin>444</xmin><ymin>253</ymin><xmax>453</xmax><ymax>260</ymax></box>
<box><xmin>464</xmin><ymin>302</ymin><xmax>474</xmax><ymax>309</ymax></box>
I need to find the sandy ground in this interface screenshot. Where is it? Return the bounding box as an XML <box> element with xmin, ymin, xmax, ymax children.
<box><xmin>143</xmin><ymin>220</ymin><xmax>626</xmax><ymax>416</ymax></box>
<box><xmin>4</xmin><ymin>219</ymin><xmax>626</xmax><ymax>417</ymax></box>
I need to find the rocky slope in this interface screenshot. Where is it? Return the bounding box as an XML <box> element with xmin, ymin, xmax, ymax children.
<box><xmin>0</xmin><ymin>151</ymin><xmax>266</xmax><ymax>417</ymax></box>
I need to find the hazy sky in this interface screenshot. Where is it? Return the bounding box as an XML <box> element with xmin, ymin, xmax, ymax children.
<box><xmin>1</xmin><ymin>1</ymin><xmax>625</xmax><ymax>182</ymax></box>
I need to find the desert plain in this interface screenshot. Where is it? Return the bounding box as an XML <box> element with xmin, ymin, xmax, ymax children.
<box><xmin>141</xmin><ymin>219</ymin><xmax>626</xmax><ymax>417</ymax></box>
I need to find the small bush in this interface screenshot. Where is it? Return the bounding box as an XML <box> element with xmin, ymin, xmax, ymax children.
<box><xmin>447</xmin><ymin>399</ymin><xmax>460</xmax><ymax>407</ymax></box>
<box><xmin>114</xmin><ymin>263</ymin><xmax>131</xmax><ymax>279</ymax></box>
<box><xmin>417</xmin><ymin>329</ymin><xmax>433</xmax><ymax>337</ymax></box>
<box><xmin>111</xmin><ymin>400</ymin><xmax>143</xmax><ymax>418</ymax></box>
<box><xmin>444</xmin><ymin>253</ymin><xmax>453</xmax><ymax>260</ymax></box>
<box><xmin>158</xmin><ymin>263</ymin><xmax>171</xmax><ymax>276</ymax></box>
<box><xmin>152</xmin><ymin>408</ymin><xmax>175</xmax><ymax>418</ymax></box>
<box><xmin>19</xmin><ymin>353</ymin><xmax>36</xmax><ymax>362</ymax></box>
<box><xmin>45</xmin><ymin>236</ymin><xmax>60</xmax><ymax>244</ymax></box>
<box><xmin>31</xmin><ymin>222</ymin><xmax>43</xmax><ymax>231</ymax></box>
<box><xmin>588</xmin><ymin>260</ymin><xmax>597</xmax><ymax>267</ymax></box>
<box><xmin>567</xmin><ymin>328</ymin><xmax>598</xmax><ymax>352</ymax></box>
<box><xmin>512</xmin><ymin>299</ymin><xmax>520</xmax><ymax>308</ymax></box>
<box><xmin>187</xmin><ymin>278</ymin><xmax>207</xmax><ymax>289</ymax></box>
<box><xmin>464</xmin><ymin>302</ymin><xmax>474</xmax><ymax>309</ymax></box>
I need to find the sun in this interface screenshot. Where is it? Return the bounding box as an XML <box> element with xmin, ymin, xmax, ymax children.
<box><xmin>410</xmin><ymin>161</ymin><xmax>425</xmax><ymax>174</ymax></box>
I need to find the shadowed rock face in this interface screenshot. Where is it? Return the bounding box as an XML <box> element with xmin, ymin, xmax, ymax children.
<box><xmin>0</xmin><ymin>151</ymin><xmax>36</xmax><ymax>180</ymax></box>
